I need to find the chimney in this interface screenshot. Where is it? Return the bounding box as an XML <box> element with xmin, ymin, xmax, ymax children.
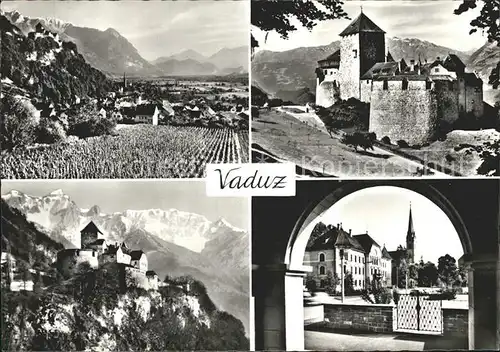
<box><xmin>337</xmin><ymin>223</ymin><xmax>340</xmax><ymax>229</ymax></box>
<box><xmin>349</xmin><ymin>229</ymin><xmax>352</xmax><ymax>236</ymax></box>
<box><xmin>410</xmin><ymin>59</ymin><xmax>415</xmax><ymax>71</ymax></box>
<box><xmin>340</xmin><ymin>222</ymin><xmax>343</xmax><ymax>229</ymax></box>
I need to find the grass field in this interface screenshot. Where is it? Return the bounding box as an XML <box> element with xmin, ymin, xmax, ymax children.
<box><xmin>252</xmin><ymin>109</ymin><xmax>442</xmax><ymax>177</ymax></box>
<box><xmin>398</xmin><ymin>129</ymin><xmax>500</xmax><ymax>176</ymax></box>
<box><xmin>2</xmin><ymin>124</ymin><xmax>248</xmax><ymax>179</ymax></box>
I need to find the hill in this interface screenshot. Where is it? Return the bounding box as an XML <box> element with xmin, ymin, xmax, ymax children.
<box><xmin>1</xmin><ymin>199</ymin><xmax>64</xmax><ymax>271</ymax></box>
<box><xmin>155</xmin><ymin>58</ymin><xmax>219</xmax><ymax>76</ymax></box>
<box><xmin>1</xmin><ymin>265</ymin><xmax>249</xmax><ymax>350</ymax></box>
<box><xmin>252</xmin><ymin>37</ymin><xmax>470</xmax><ymax>94</ymax></box>
<box><xmin>1</xmin><ymin>14</ymin><xmax>110</xmax><ymax>103</ymax></box>
<box><xmin>468</xmin><ymin>41</ymin><xmax>500</xmax><ymax>85</ymax></box>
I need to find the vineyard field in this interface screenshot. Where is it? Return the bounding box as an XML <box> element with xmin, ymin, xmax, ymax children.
<box><xmin>1</xmin><ymin>125</ymin><xmax>249</xmax><ymax>179</ymax></box>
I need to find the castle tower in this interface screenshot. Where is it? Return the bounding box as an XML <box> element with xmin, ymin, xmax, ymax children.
<box><xmin>338</xmin><ymin>11</ymin><xmax>386</xmax><ymax>100</ymax></box>
<box><xmin>406</xmin><ymin>204</ymin><xmax>415</xmax><ymax>264</ymax></box>
<box><xmin>80</xmin><ymin>221</ymin><xmax>103</xmax><ymax>249</ymax></box>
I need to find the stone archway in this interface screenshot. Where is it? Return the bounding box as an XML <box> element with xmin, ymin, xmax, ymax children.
<box><xmin>251</xmin><ymin>180</ymin><xmax>499</xmax><ymax>351</ymax></box>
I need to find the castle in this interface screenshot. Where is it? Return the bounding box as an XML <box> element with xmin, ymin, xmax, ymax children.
<box><xmin>304</xmin><ymin>205</ymin><xmax>416</xmax><ymax>290</ymax></box>
<box><xmin>315</xmin><ymin>11</ymin><xmax>484</xmax><ymax>145</ymax></box>
<box><xmin>56</xmin><ymin>221</ymin><xmax>161</xmax><ymax>291</ymax></box>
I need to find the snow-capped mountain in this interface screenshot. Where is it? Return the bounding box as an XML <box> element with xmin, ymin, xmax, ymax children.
<box><xmin>1</xmin><ymin>189</ymin><xmax>245</xmax><ymax>253</ymax></box>
<box><xmin>1</xmin><ymin>10</ymin><xmax>70</xmax><ymax>35</ymax></box>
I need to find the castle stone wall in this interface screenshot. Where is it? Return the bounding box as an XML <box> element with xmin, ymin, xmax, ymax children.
<box><xmin>316</xmin><ymin>80</ymin><xmax>340</xmax><ymax>107</ymax></box>
<box><xmin>359</xmin><ymin>32</ymin><xmax>385</xmax><ymax>78</ymax></box>
<box><xmin>369</xmin><ymin>80</ymin><xmax>439</xmax><ymax>145</ymax></box>
<box><xmin>360</xmin><ymin>79</ymin><xmax>373</xmax><ymax>103</ymax></box>
<box><xmin>435</xmin><ymin>81</ymin><xmax>459</xmax><ymax>125</ymax></box>
<box><xmin>339</xmin><ymin>34</ymin><xmax>361</xmax><ymax>100</ymax></box>
<box><xmin>465</xmin><ymin>85</ymin><xmax>484</xmax><ymax>117</ymax></box>
<box><xmin>125</xmin><ymin>266</ymin><xmax>149</xmax><ymax>289</ymax></box>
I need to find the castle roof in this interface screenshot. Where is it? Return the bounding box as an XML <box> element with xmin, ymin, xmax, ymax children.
<box><xmin>361</xmin><ymin>62</ymin><xmax>399</xmax><ymax>79</ymax></box>
<box><xmin>443</xmin><ymin>54</ymin><xmax>466</xmax><ymax>72</ymax></box>
<box><xmin>130</xmin><ymin>250</ymin><xmax>145</xmax><ymax>260</ymax></box>
<box><xmin>339</xmin><ymin>12</ymin><xmax>385</xmax><ymax>37</ymax></box>
<box><xmin>318</xmin><ymin>49</ymin><xmax>340</xmax><ymax>68</ymax></box>
<box><xmin>146</xmin><ymin>270</ymin><xmax>157</xmax><ymax>277</ymax></box>
<box><xmin>88</xmin><ymin>239</ymin><xmax>106</xmax><ymax>246</ymax></box>
<box><xmin>80</xmin><ymin>221</ymin><xmax>103</xmax><ymax>234</ymax></box>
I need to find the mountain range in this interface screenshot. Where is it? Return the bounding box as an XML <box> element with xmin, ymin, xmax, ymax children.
<box><xmin>1</xmin><ymin>189</ymin><xmax>250</xmax><ymax>335</ymax></box>
<box><xmin>252</xmin><ymin>37</ymin><xmax>499</xmax><ymax>103</ymax></box>
<box><xmin>2</xmin><ymin>9</ymin><xmax>248</xmax><ymax>77</ymax></box>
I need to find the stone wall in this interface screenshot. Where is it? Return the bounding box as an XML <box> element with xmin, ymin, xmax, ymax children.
<box><xmin>443</xmin><ymin>307</ymin><xmax>468</xmax><ymax>337</ymax></box>
<box><xmin>339</xmin><ymin>34</ymin><xmax>361</xmax><ymax>100</ymax></box>
<box><xmin>360</xmin><ymin>79</ymin><xmax>373</xmax><ymax>103</ymax></box>
<box><xmin>323</xmin><ymin>303</ymin><xmax>394</xmax><ymax>333</ymax></box>
<box><xmin>359</xmin><ymin>32</ymin><xmax>385</xmax><ymax>78</ymax></box>
<box><xmin>435</xmin><ymin>81</ymin><xmax>459</xmax><ymax>125</ymax></box>
<box><xmin>369</xmin><ymin>80</ymin><xmax>439</xmax><ymax>145</ymax></box>
<box><xmin>316</xmin><ymin>80</ymin><xmax>340</xmax><ymax>107</ymax></box>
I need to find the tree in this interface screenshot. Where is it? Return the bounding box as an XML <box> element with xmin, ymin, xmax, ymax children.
<box><xmin>454</xmin><ymin>0</ymin><xmax>500</xmax><ymax>88</ymax></box>
<box><xmin>437</xmin><ymin>254</ymin><xmax>459</xmax><ymax>287</ymax></box>
<box><xmin>341</xmin><ymin>131</ymin><xmax>377</xmax><ymax>152</ymax></box>
<box><xmin>456</xmin><ymin>265</ymin><xmax>468</xmax><ymax>287</ymax></box>
<box><xmin>344</xmin><ymin>271</ymin><xmax>354</xmax><ymax>294</ymax></box>
<box><xmin>305</xmin><ymin>274</ymin><xmax>317</xmax><ymax>293</ymax></box>
<box><xmin>396</xmin><ymin>259</ymin><xmax>408</xmax><ymax>289</ymax></box>
<box><xmin>408</xmin><ymin>263</ymin><xmax>418</xmax><ymax>288</ymax></box>
<box><xmin>325</xmin><ymin>270</ymin><xmax>339</xmax><ymax>295</ymax></box>
<box><xmin>417</xmin><ymin>261</ymin><xmax>438</xmax><ymax>287</ymax></box>
<box><xmin>251</xmin><ymin>0</ymin><xmax>349</xmax><ymax>50</ymax></box>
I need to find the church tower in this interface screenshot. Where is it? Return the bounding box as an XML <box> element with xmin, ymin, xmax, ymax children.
<box><xmin>122</xmin><ymin>72</ymin><xmax>127</xmax><ymax>92</ymax></box>
<box><xmin>338</xmin><ymin>10</ymin><xmax>386</xmax><ymax>100</ymax></box>
<box><xmin>406</xmin><ymin>204</ymin><xmax>415</xmax><ymax>264</ymax></box>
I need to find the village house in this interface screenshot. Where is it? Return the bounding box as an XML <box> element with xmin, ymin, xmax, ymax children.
<box><xmin>134</xmin><ymin>104</ymin><xmax>159</xmax><ymax>125</ymax></box>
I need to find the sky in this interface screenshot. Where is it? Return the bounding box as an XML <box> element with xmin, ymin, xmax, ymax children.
<box><xmin>312</xmin><ymin>186</ymin><xmax>463</xmax><ymax>265</ymax></box>
<box><xmin>253</xmin><ymin>0</ymin><xmax>485</xmax><ymax>53</ymax></box>
<box><xmin>1</xmin><ymin>180</ymin><xmax>250</xmax><ymax>230</ymax></box>
<box><xmin>1</xmin><ymin>0</ymin><xmax>249</xmax><ymax>60</ymax></box>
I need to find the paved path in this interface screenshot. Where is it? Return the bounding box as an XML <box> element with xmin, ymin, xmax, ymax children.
<box><xmin>305</xmin><ymin>330</ymin><xmax>467</xmax><ymax>351</ymax></box>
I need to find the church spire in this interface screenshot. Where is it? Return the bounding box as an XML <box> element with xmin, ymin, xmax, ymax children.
<box><xmin>407</xmin><ymin>202</ymin><xmax>414</xmax><ymax>236</ymax></box>
<box><xmin>406</xmin><ymin>203</ymin><xmax>415</xmax><ymax>264</ymax></box>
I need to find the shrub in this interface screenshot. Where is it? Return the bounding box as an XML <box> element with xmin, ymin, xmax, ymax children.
<box><xmin>68</xmin><ymin>116</ymin><xmax>116</xmax><ymax>138</ymax></box>
<box><xmin>37</xmin><ymin>118</ymin><xmax>66</xmax><ymax>144</ymax></box>
<box><xmin>381</xmin><ymin>136</ymin><xmax>391</xmax><ymax>144</ymax></box>
<box><xmin>341</xmin><ymin>131</ymin><xmax>376</xmax><ymax>152</ymax></box>
<box><xmin>1</xmin><ymin>95</ymin><xmax>40</xmax><ymax>150</ymax></box>
<box><xmin>373</xmin><ymin>287</ymin><xmax>392</xmax><ymax>304</ymax></box>
<box><xmin>397</xmin><ymin>139</ymin><xmax>409</xmax><ymax>148</ymax></box>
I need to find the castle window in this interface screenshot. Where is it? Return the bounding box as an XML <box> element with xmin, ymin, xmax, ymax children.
<box><xmin>402</xmin><ymin>78</ymin><xmax>409</xmax><ymax>90</ymax></box>
<box><xmin>383</xmin><ymin>79</ymin><xmax>388</xmax><ymax>90</ymax></box>
<box><xmin>434</xmin><ymin>68</ymin><xmax>439</xmax><ymax>73</ymax></box>
<box><xmin>319</xmin><ymin>253</ymin><xmax>325</xmax><ymax>262</ymax></box>
<box><xmin>366</xmin><ymin>80</ymin><xmax>369</xmax><ymax>84</ymax></box>
<box><xmin>353</xmin><ymin>49</ymin><xmax>358</xmax><ymax>58</ymax></box>
<box><xmin>474</xmin><ymin>87</ymin><xmax>481</xmax><ymax>93</ymax></box>
<box><xmin>319</xmin><ymin>266</ymin><xmax>326</xmax><ymax>275</ymax></box>
<box><xmin>426</xmin><ymin>80</ymin><xmax>432</xmax><ymax>90</ymax></box>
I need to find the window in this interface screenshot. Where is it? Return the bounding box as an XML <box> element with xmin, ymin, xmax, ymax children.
<box><xmin>319</xmin><ymin>253</ymin><xmax>325</xmax><ymax>262</ymax></box>
<box><xmin>350</xmin><ymin>254</ymin><xmax>352</xmax><ymax>261</ymax></box>
<box><xmin>434</xmin><ymin>67</ymin><xmax>439</xmax><ymax>73</ymax></box>
<box><xmin>366</xmin><ymin>80</ymin><xmax>369</xmax><ymax>84</ymax></box>
<box><xmin>353</xmin><ymin>49</ymin><xmax>358</xmax><ymax>58</ymax></box>
<box><xmin>474</xmin><ymin>87</ymin><xmax>481</xmax><ymax>93</ymax></box>
<box><xmin>426</xmin><ymin>80</ymin><xmax>432</xmax><ymax>90</ymax></box>
<box><xmin>383</xmin><ymin>79</ymin><xmax>388</xmax><ymax>90</ymax></box>
<box><xmin>355</xmin><ymin>267</ymin><xmax>358</xmax><ymax>274</ymax></box>
<box><xmin>402</xmin><ymin>78</ymin><xmax>409</xmax><ymax>90</ymax></box>
<box><xmin>319</xmin><ymin>266</ymin><xmax>325</xmax><ymax>275</ymax></box>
